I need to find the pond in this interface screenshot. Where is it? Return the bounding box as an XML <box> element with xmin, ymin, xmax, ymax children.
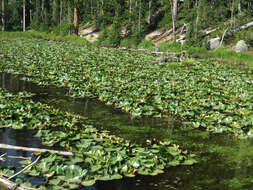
<box><xmin>1</xmin><ymin>72</ymin><xmax>253</xmax><ymax>190</ymax></box>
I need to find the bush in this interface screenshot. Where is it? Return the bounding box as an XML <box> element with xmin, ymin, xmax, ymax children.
<box><xmin>120</xmin><ymin>38</ymin><xmax>137</xmax><ymax>48</ymax></box>
<box><xmin>51</xmin><ymin>24</ymin><xmax>74</xmax><ymax>36</ymax></box>
<box><xmin>107</xmin><ymin>15</ymin><xmax>122</xmax><ymax>46</ymax></box>
<box><xmin>137</xmin><ymin>39</ymin><xmax>155</xmax><ymax>51</ymax></box>
<box><xmin>30</xmin><ymin>17</ymin><xmax>41</xmax><ymax>31</ymax></box>
<box><xmin>159</xmin><ymin>42</ymin><xmax>182</xmax><ymax>52</ymax></box>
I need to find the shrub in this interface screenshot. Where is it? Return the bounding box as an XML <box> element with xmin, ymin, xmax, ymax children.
<box><xmin>159</xmin><ymin>42</ymin><xmax>182</xmax><ymax>52</ymax></box>
<box><xmin>120</xmin><ymin>38</ymin><xmax>137</xmax><ymax>48</ymax></box>
<box><xmin>137</xmin><ymin>39</ymin><xmax>155</xmax><ymax>51</ymax></box>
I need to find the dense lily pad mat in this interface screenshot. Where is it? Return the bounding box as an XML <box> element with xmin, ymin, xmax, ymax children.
<box><xmin>0</xmin><ymin>88</ymin><xmax>195</xmax><ymax>189</ymax></box>
<box><xmin>0</xmin><ymin>37</ymin><xmax>253</xmax><ymax>136</ymax></box>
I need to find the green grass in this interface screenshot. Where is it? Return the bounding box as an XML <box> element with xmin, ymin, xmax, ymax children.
<box><xmin>210</xmin><ymin>48</ymin><xmax>253</xmax><ymax>66</ymax></box>
<box><xmin>0</xmin><ymin>31</ymin><xmax>90</xmax><ymax>45</ymax></box>
<box><xmin>158</xmin><ymin>43</ymin><xmax>253</xmax><ymax>67</ymax></box>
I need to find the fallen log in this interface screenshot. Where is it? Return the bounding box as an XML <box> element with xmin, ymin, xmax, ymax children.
<box><xmin>0</xmin><ymin>144</ymin><xmax>73</xmax><ymax>156</ymax></box>
<box><xmin>0</xmin><ymin>177</ymin><xmax>39</xmax><ymax>190</ymax></box>
<box><xmin>233</xmin><ymin>21</ymin><xmax>253</xmax><ymax>32</ymax></box>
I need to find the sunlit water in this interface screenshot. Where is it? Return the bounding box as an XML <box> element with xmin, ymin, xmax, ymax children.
<box><xmin>1</xmin><ymin>72</ymin><xmax>253</xmax><ymax>190</ymax></box>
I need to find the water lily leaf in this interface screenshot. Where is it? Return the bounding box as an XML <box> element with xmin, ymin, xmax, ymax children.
<box><xmin>81</xmin><ymin>179</ymin><xmax>96</xmax><ymax>186</ymax></box>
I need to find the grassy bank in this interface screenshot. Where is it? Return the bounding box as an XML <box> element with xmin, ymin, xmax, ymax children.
<box><xmin>0</xmin><ymin>31</ymin><xmax>90</xmax><ymax>45</ymax></box>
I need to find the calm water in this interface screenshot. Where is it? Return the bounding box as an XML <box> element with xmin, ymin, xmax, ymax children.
<box><xmin>1</xmin><ymin>72</ymin><xmax>253</xmax><ymax>190</ymax></box>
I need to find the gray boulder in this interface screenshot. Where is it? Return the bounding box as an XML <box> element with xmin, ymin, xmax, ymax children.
<box><xmin>234</xmin><ymin>40</ymin><xmax>248</xmax><ymax>53</ymax></box>
<box><xmin>208</xmin><ymin>37</ymin><xmax>221</xmax><ymax>50</ymax></box>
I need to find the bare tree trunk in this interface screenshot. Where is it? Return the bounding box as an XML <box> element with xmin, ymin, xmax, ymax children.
<box><xmin>68</xmin><ymin>0</ymin><xmax>72</xmax><ymax>35</ymax></box>
<box><xmin>238</xmin><ymin>0</ymin><xmax>242</xmax><ymax>15</ymax></box>
<box><xmin>0</xmin><ymin>144</ymin><xmax>73</xmax><ymax>156</ymax></box>
<box><xmin>171</xmin><ymin>0</ymin><xmax>178</xmax><ymax>42</ymax></box>
<box><xmin>29</xmin><ymin>0</ymin><xmax>32</xmax><ymax>23</ymax></box>
<box><xmin>195</xmin><ymin>0</ymin><xmax>201</xmax><ymax>39</ymax></box>
<box><xmin>129</xmin><ymin>0</ymin><xmax>132</xmax><ymax>24</ymax></box>
<box><xmin>36</xmin><ymin>0</ymin><xmax>40</xmax><ymax>19</ymax></box>
<box><xmin>234</xmin><ymin>21</ymin><xmax>253</xmax><ymax>32</ymax></box>
<box><xmin>148</xmin><ymin>0</ymin><xmax>151</xmax><ymax>24</ymax></box>
<box><xmin>129</xmin><ymin>0</ymin><xmax>132</xmax><ymax>14</ymax></box>
<box><xmin>230</xmin><ymin>0</ymin><xmax>235</xmax><ymax>28</ymax></box>
<box><xmin>74</xmin><ymin>7</ymin><xmax>78</xmax><ymax>35</ymax></box>
<box><xmin>161</xmin><ymin>0</ymin><xmax>163</xmax><ymax>6</ymax></box>
<box><xmin>90</xmin><ymin>0</ymin><xmax>93</xmax><ymax>18</ymax></box>
<box><xmin>138</xmin><ymin>0</ymin><xmax>141</xmax><ymax>32</ymax></box>
<box><xmin>0</xmin><ymin>176</ymin><xmax>39</xmax><ymax>190</ymax></box>
<box><xmin>100</xmin><ymin>0</ymin><xmax>104</xmax><ymax>19</ymax></box>
<box><xmin>1</xmin><ymin>0</ymin><xmax>5</xmax><ymax>31</ymax></box>
<box><xmin>23</xmin><ymin>0</ymin><xmax>26</xmax><ymax>32</ymax></box>
<box><xmin>41</xmin><ymin>0</ymin><xmax>45</xmax><ymax>20</ymax></box>
<box><xmin>60</xmin><ymin>0</ymin><xmax>62</xmax><ymax>26</ymax></box>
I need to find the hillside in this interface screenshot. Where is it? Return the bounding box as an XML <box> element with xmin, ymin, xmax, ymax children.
<box><xmin>1</xmin><ymin>0</ymin><xmax>252</xmax><ymax>50</ymax></box>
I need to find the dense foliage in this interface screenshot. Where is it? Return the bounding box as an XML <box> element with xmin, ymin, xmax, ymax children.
<box><xmin>0</xmin><ymin>87</ymin><xmax>195</xmax><ymax>189</ymax></box>
<box><xmin>1</xmin><ymin>0</ymin><xmax>253</xmax><ymax>46</ymax></box>
<box><xmin>0</xmin><ymin>37</ymin><xmax>252</xmax><ymax>137</ymax></box>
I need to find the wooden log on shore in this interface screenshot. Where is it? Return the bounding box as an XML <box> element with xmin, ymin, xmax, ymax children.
<box><xmin>233</xmin><ymin>21</ymin><xmax>253</xmax><ymax>32</ymax></box>
<box><xmin>0</xmin><ymin>144</ymin><xmax>73</xmax><ymax>156</ymax></box>
<box><xmin>0</xmin><ymin>177</ymin><xmax>39</xmax><ymax>190</ymax></box>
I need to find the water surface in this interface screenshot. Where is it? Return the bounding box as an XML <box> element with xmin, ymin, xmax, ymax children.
<box><xmin>1</xmin><ymin>72</ymin><xmax>253</xmax><ymax>190</ymax></box>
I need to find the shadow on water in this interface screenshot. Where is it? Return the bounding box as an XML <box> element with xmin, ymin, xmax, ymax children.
<box><xmin>1</xmin><ymin>72</ymin><xmax>253</xmax><ymax>190</ymax></box>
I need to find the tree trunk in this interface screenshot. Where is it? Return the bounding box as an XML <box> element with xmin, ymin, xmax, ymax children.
<box><xmin>238</xmin><ymin>0</ymin><xmax>242</xmax><ymax>15</ymax></box>
<box><xmin>0</xmin><ymin>144</ymin><xmax>73</xmax><ymax>156</ymax></box>
<box><xmin>234</xmin><ymin>21</ymin><xmax>253</xmax><ymax>32</ymax></box>
<box><xmin>90</xmin><ymin>0</ymin><xmax>93</xmax><ymax>18</ymax></box>
<box><xmin>129</xmin><ymin>0</ymin><xmax>132</xmax><ymax>14</ymax></box>
<box><xmin>171</xmin><ymin>0</ymin><xmax>178</xmax><ymax>42</ymax></box>
<box><xmin>29</xmin><ymin>0</ymin><xmax>32</xmax><ymax>23</ymax></box>
<box><xmin>41</xmin><ymin>0</ymin><xmax>45</xmax><ymax>20</ymax></box>
<box><xmin>138</xmin><ymin>0</ymin><xmax>141</xmax><ymax>32</ymax></box>
<box><xmin>230</xmin><ymin>0</ymin><xmax>235</xmax><ymax>28</ymax></box>
<box><xmin>0</xmin><ymin>177</ymin><xmax>39</xmax><ymax>190</ymax></box>
<box><xmin>1</xmin><ymin>0</ymin><xmax>5</xmax><ymax>31</ymax></box>
<box><xmin>23</xmin><ymin>0</ymin><xmax>26</xmax><ymax>32</ymax></box>
<box><xmin>60</xmin><ymin>0</ymin><xmax>62</xmax><ymax>26</ymax></box>
<box><xmin>195</xmin><ymin>0</ymin><xmax>201</xmax><ymax>39</ymax></box>
<box><xmin>36</xmin><ymin>0</ymin><xmax>40</xmax><ymax>19</ymax></box>
<box><xmin>74</xmin><ymin>7</ymin><xmax>78</xmax><ymax>35</ymax></box>
<box><xmin>99</xmin><ymin>0</ymin><xmax>104</xmax><ymax>19</ymax></box>
<box><xmin>148</xmin><ymin>0</ymin><xmax>151</xmax><ymax>24</ymax></box>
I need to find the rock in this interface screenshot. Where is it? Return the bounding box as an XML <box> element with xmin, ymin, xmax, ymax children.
<box><xmin>208</xmin><ymin>37</ymin><xmax>221</xmax><ymax>50</ymax></box>
<box><xmin>234</xmin><ymin>40</ymin><xmax>248</xmax><ymax>53</ymax></box>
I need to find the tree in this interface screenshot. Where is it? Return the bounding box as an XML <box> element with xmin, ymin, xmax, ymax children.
<box><xmin>1</xmin><ymin>0</ymin><xmax>5</xmax><ymax>31</ymax></box>
<box><xmin>171</xmin><ymin>0</ymin><xmax>177</xmax><ymax>42</ymax></box>
<box><xmin>74</xmin><ymin>1</ymin><xmax>79</xmax><ymax>35</ymax></box>
<box><xmin>23</xmin><ymin>0</ymin><xmax>26</xmax><ymax>32</ymax></box>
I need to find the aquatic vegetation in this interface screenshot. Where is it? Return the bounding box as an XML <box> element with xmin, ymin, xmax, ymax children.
<box><xmin>0</xmin><ymin>37</ymin><xmax>252</xmax><ymax>136</ymax></box>
<box><xmin>0</xmin><ymin>88</ymin><xmax>195</xmax><ymax>189</ymax></box>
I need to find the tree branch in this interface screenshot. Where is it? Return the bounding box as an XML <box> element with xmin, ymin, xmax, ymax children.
<box><xmin>8</xmin><ymin>156</ymin><xmax>41</xmax><ymax>180</ymax></box>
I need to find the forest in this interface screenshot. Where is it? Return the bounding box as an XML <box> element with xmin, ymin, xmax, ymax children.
<box><xmin>1</xmin><ymin>0</ymin><xmax>253</xmax><ymax>47</ymax></box>
<box><xmin>0</xmin><ymin>1</ymin><xmax>253</xmax><ymax>190</ymax></box>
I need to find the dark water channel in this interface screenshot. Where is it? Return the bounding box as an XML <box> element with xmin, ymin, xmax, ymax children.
<box><xmin>1</xmin><ymin>72</ymin><xmax>253</xmax><ymax>190</ymax></box>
